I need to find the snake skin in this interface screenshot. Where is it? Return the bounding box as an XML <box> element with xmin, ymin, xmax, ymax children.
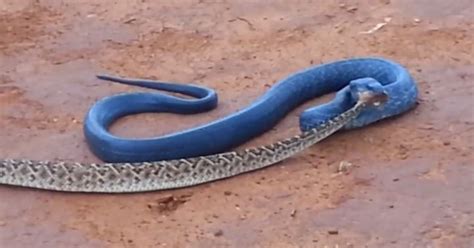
<box><xmin>84</xmin><ymin>57</ymin><xmax>418</xmax><ymax>163</ymax></box>
<box><xmin>0</xmin><ymin>92</ymin><xmax>384</xmax><ymax>193</ymax></box>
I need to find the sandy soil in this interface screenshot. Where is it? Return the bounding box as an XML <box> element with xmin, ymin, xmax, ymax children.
<box><xmin>0</xmin><ymin>0</ymin><xmax>473</xmax><ymax>247</ymax></box>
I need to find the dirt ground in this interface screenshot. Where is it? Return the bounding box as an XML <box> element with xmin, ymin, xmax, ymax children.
<box><xmin>0</xmin><ymin>0</ymin><xmax>473</xmax><ymax>247</ymax></box>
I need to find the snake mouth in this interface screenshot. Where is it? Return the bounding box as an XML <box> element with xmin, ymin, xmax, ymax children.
<box><xmin>358</xmin><ymin>90</ymin><xmax>389</xmax><ymax>107</ymax></box>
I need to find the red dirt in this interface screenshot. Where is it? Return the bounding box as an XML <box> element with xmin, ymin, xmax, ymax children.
<box><xmin>0</xmin><ymin>0</ymin><xmax>473</xmax><ymax>247</ymax></box>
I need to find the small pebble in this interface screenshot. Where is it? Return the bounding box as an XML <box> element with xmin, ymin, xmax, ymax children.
<box><xmin>346</xmin><ymin>6</ymin><xmax>358</xmax><ymax>13</ymax></box>
<box><xmin>214</xmin><ymin>230</ymin><xmax>224</xmax><ymax>237</ymax></box>
<box><xmin>290</xmin><ymin>209</ymin><xmax>297</xmax><ymax>217</ymax></box>
<box><xmin>337</xmin><ymin>161</ymin><xmax>353</xmax><ymax>173</ymax></box>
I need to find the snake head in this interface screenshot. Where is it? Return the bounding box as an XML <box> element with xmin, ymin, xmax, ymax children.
<box><xmin>349</xmin><ymin>78</ymin><xmax>388</xmax><ymax>107</ymax></box>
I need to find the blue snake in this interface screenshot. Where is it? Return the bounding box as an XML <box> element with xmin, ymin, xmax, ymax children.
<box><xmin>84</xmin><ymin>57</ymin><xmax>418</xmax><ymax>163</ymax></box>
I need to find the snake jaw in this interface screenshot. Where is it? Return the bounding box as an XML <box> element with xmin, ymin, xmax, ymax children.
<box><xmin>358</xmin><ymin>90</ymin><xmax>389</xmax><ymax>107</ymax></box>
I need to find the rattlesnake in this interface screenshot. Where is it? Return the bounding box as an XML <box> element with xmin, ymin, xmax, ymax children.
<box><xmin>0</xmin><ymin>91</ymin><xmax>386</xmax><ymax>193</ymax></box>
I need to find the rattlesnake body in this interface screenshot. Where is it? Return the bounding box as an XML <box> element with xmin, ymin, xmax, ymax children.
<box><xmin>0</xmin><ymin>91</ymin><xmax>385</xmax><ymax>193</ymax></box>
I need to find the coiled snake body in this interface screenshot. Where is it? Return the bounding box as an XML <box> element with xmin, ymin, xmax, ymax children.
<box><xmin>0</xmin><ymin>57</ymin><xmax>418</xmax><ymax>193</ymax></box>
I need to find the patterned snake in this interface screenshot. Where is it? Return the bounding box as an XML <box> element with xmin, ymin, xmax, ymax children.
<box><xmin>0</xmin><ymin>57</ymin><xmax>418</xmax><ymax>193</ymax></box>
